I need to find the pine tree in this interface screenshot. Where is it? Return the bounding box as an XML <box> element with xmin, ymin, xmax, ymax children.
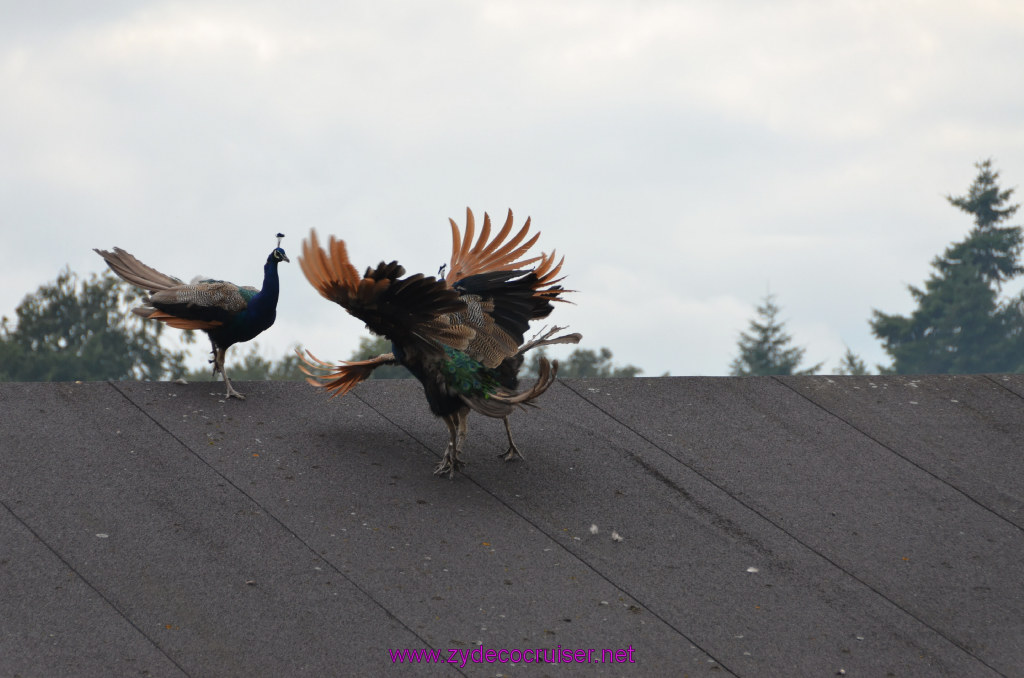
<box><xmin>833</xmin><ymin>347</ymin><xmax>869</xmax><ymax>375</ymax></box>
<box><xmin>945</xmin><ymin>159</ymin><xmax>1021</xmax><ymax>286</ymax></box>
<box><xmin>730</xmin><ymin>293</ymin><xmax>822</xmax><ymax>376</ymax></box>
<box><xmin>871</xmin><ymin>160</ymin><xmax>1024</xmax><ymax>373</ymax></box>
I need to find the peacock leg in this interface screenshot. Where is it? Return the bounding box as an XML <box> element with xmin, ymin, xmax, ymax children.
<box><xmin>216</xmin><ymin>347</ymin><xmax>245</xmax><ymax>400</ymax></box>
<box><xmin>434</xmin><ymin>413</ymin><xmax>462</xmax><ymax>478</ymax></box>
<box><xmin>499</xmin><ymin>415</ymin><xmax>524</xmax><ymax>462</ymax></box>
<box><xmin>455</xmin><ymin>410</ymin><xmax>469</xmax><ymax>461</ymax></box>
<box><xmin>208</xmin><ymin>337</ymin><xmax>218</xmax><ymax>375</ymax></box>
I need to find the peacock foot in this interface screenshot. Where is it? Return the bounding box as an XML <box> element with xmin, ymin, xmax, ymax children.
<box><xmin>433</xmin><ymin>450</ymin><xmax>465</xmax><ymax>479</ymax></box>
<box><xmin>223</xmin><ymin>383</ymin><xmax>246</xmax><ymax>400</ymax></box>
<box><xmin>499</xmin><ymin>444</ymin><xmax>525</xmax><ymax>463</ymax></box>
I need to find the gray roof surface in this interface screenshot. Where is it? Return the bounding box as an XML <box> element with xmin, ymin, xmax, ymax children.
<box><xmin>1</xmin><ymin>375</ymin><xmax>1022</xmax><ymax>677</ymax></box>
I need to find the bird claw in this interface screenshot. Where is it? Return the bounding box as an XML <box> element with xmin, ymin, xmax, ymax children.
<box><xmin>498</xmin><ymin>445</ymin><xmax>524</xmax><ymax>463</ymax></box>
<box><xmin>434</xmin><ymin>452</ymin><xmax>465</xmax><ymax>478</ymax></box>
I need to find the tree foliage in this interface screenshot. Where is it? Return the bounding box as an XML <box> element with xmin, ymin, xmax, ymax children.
<box><xmin>0</xmin><ymin>271</ymin><xmax>646</xmax><ymax>383</ymax></box>
<box><xmin>945</xmin><ymin>161</ymin><xmax>1021</xmax><ymax>286</ymax></box>
<box><xmin>730</xmin><ymin>293</ymin><xmax>822</xmax><ymax>376</ymax></box>
<box><xmin>870</xmin><ymin>160</ymin><xmax>1024</xmax><ymax>374</ymax></box>
<box><xmin>524</xmin><ymin>346</ymin><xmax>642</xmax><ymax>378</ymax></box>
<box><xmin>0</xmin><ymin>268</ymin><xmax>189</xmax><ymax>381</ymax></box>
<box><xmin>833</xmin><ymin>347</ymin><xmax>869</xmax><ymax>375</ymax></box>
<box><xmin>184</xmin><ymin>343</ymin><xmax>307</xmax><ymax>382</ymax></box>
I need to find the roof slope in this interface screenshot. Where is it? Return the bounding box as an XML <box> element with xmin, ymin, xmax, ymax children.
<box><xmin>1</xmin><ymin>375</ymin><xmax>1022</xmax><ymax>677</ymax></box>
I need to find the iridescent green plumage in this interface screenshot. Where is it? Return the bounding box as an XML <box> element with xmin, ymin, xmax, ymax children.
<box><xmin>440</xmin><ymin>346</ymin><xmax>501</xmax><ymax>399</ymax></box>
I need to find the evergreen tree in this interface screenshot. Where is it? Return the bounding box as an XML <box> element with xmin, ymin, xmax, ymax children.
<box><xmin>945</xmin><ymin>160</ymin><xmax>1021</xmax><ymax>286</ymax></box>
<box><xmin>730</xmin><ymin>293</ymin><xmax>822</xmax><ymax>375</ymax></box>
<box><xmin>833</xmin><ymin>346</ymin><xmax>869</xmax><ymax>375</ymax></box>
<box><xmin>0</xmin><ymin>268</ymin><xmax>188</xmax><ymax>381</ymax></box>
<box><xmin>871</xmin><ymin>160</ymin><xmax>1024</xmax><ymax>373</ymax></box>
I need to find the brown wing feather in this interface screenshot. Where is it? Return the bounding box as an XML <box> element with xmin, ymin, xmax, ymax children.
<box><xmin>299</xmin><ymin>229</ymin><xmax>468</xmax><ymax>349</ymax></box>
<box><xmin>531</xmin><ymin>251</ymin><xmax>575</xmax><ymax>302</ymax></box>
<box><xmin>445</xmin><ymin>209</ymin><xmax>543</xmax><ymax>283</ymax></box>
<box><xmin>444</xmin><ymin>209</ymin><xmax>574</xmax><ymax>307</ymax></box>
<box><xmin>470</xmin><ymin>212</ymin><xmax>542</xmax><ymax>273</ymax></box>
<box><xmin>440</xmin><ymin>296</ymin><xmax>519</xmax><ymax>367</ymax></box>
<box><xmin>443</xmin><ymin>209</ymin><xmax>576</xmax><ymax>367</ymax></box>
<box><xmin>297</xmin><ymin>348</ymin><xmax>397</xmax><ymax>398</ymax></box>
<box><xmin>138</xmin><ymin>309</ymin><xmax>223</xmax><ymax>331</ymax></box>
<box><xmin>454</xmin><ymin>207</ymin><xmax>475</xmax><ymax>271</ymax></box>
<box><xmin>517</xmin><ymin>325</ymin><xmax>582</xmax><ymax>355</ymax></box>
<box><xmin>300</xmin><ymin>231</ymin><xmax>362</xmax><ymax>304</ymax></box>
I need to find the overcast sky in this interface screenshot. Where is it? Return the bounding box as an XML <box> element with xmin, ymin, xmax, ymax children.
<box><xmin>4</xmin><ymin>1</ymin><xmax>1024</xmax><ymax>376</ymax></box>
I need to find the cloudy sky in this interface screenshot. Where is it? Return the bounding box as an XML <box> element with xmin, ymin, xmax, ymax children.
<box><xmin>4</xmin><ymin>1</ymin><xmax>1024</xmax><ymax>376</ymax></box>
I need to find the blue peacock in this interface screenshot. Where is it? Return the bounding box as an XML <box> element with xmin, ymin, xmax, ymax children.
<box><xmin>94</xmin><ymin>235</ymin><xmax>289</xmax><ymax>399</ymax></box>
<box><xmin>297</xmin><ymin>209</ymin><xmax>580</xmax><ymax>477</ymax></box>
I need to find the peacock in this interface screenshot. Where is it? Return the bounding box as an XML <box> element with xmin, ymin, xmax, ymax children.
<box><xmin>298</xmin><ymin>209</ymin><xmax>580</xmax><ymax>477</ymax></box>
<box><xmin>94</xmin><ymin>235</ymin><xmax>290</xmax><ymax>400</ymax></box>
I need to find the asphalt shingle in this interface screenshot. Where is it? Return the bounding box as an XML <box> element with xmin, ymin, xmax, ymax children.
<box><xmin>2</xmin><ymin>376</ymin><xmax>1021</xmax><ymax>677</ymax></box>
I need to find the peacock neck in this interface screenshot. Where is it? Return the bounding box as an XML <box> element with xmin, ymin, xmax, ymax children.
<box><xmin>261</xmin><ymin>259</ymin><xmax>280</xmax><ymax>303</ymax></box>
<box><xmin>247</xmin><ymin>259</ymin><xmax>280</xmax><ymax>317</ymax></box>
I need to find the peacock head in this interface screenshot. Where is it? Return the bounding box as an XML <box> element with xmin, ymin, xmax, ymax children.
<box><xmin>269</xmin><ymin>233</ymin><xmax>290</xmax><ymax>264</ymax></box>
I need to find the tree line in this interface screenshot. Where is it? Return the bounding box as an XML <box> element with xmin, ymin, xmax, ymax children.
<box><xmin>2</xmin><ymin>159</ymin><xmax>1020</xmax><ymax>380</ymax></box>
<box><xmin>731</xmin><ymin>159</ymin><xmax>1024</xmax><ymax>376</ymax></box>
<box><xmin>0</xmin><ymin>278</ymin><xmax>641</xmax><ymax>381</ymax></box>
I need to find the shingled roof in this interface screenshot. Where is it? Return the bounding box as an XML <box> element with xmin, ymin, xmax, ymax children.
<box><xmin>2</xmin><ymin>375</ymin><xmax>1022</xmax><ymax>676</ymax></box>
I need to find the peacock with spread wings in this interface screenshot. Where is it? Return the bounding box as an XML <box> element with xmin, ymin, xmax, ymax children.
<box><xmin>298</xmin><ymin>209</ymin><xmax>580</xmax><ymax>477</ymax></box>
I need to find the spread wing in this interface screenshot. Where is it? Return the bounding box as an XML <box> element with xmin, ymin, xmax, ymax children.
<box><xmin>296</xmin><ymin>349</ymin><xmax>398</xmax><ymax>398</ymax></box>
<box><xmin>442</xmin><ymin>271</ymin><xmax>546</xmax><ymax>367</ymax></box>
<box><xmin>445</xmin><ymin>208</ymin><xmax>569</xmax><ymax>297</ymax></box>
<box><xmin>440</xmin><ymin>209</ymin><xmax>575</xmax><ymax>367</ymax></box>
<box><xmin>299</xmin><ymin>230</ymin><xmax>478</xmax><ymax>396</ymax></box>
<box><xmin>299</xmin><ymin>230</ymin><xmax>472</xmax><ymax>351</ymax></box>
<box><xmin>445</xmin><ymin>209</ymin><xmax>542</xmax><ymax>283</ymax></box>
